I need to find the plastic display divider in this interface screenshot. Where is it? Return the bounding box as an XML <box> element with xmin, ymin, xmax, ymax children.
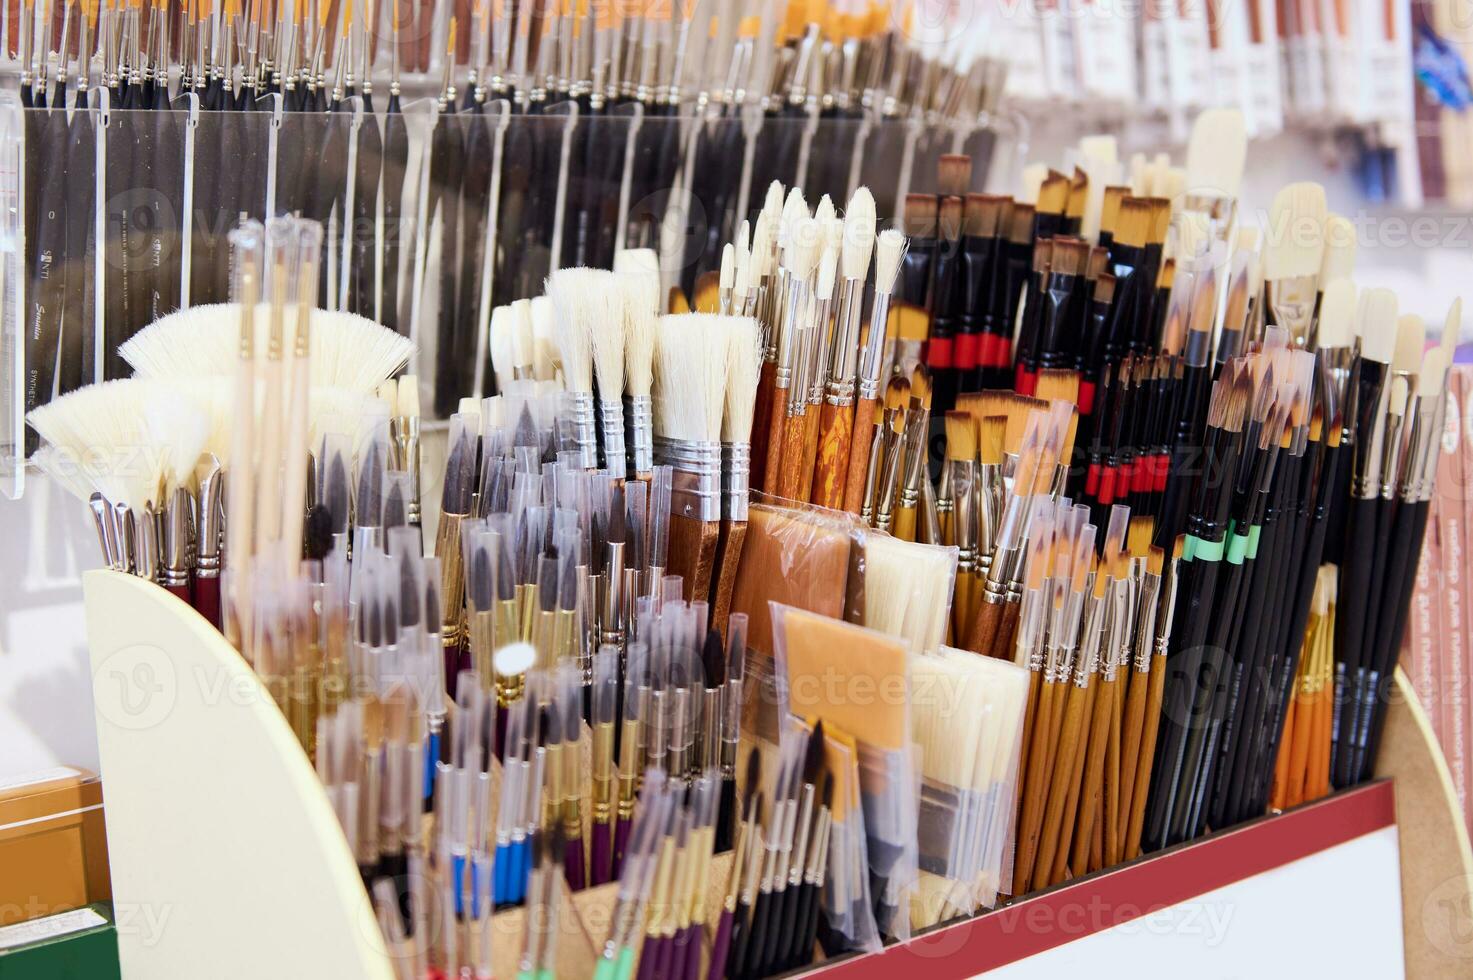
<box><xmin>544</xmin><ymin>100</ymin><xmax>579</xmax><ymax>277</ymax></box>
<box><xmin>470</xmin><ymin>99</ymin><xmax>511</xmax><ymax>402</ymax></box>
<box><xmin>0</xmin><ymin>90</ymin><xmax>20</xmax><ymax>497</ymax></box>
<box><xmin>612</xmin><ymin>100</ymin><xmax>644</xmax><ymax>258</ymax></box>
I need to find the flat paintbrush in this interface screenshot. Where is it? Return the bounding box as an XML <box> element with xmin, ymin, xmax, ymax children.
<box><xmin>712</xmin><ymin>317</ymin><xmax>763</xmax><ymax>632</ymax></box>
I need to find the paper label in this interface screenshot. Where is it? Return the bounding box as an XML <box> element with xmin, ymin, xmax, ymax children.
<box><xmin>0</xmin><ymin>908</ymin><xmax>108</xmax><ymax>950</ymax></box>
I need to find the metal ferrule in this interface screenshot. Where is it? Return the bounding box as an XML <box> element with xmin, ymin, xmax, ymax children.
<box><xmin>700</xmin><ymin>689</ymin><xmax>721</xmax><ymax>772</ymax></box>
<box><xmin>88</xmin><ymin>495</ymin><xmax>117</xmax><ymax>568</ymax></box>
<box><xmin>721</xmin><ymin>441</ymin><xmax>751</xmax><ymax>522</ymax></box>
<box><xmin>592</xmin><ymin>723</ymin><xmax>615</xmax><ymax>825</ymax></box>
<box><xmin>655</xmin><ymin>439</ymin><xmax>722</xmax><ymax>522</ymax></box>
<box><xmin>600</xmin><ymin>399</ymin><xmax>628</xmax><ymax>477</ymax></box>
<box><xmin>135</xmin><ymin>505</ymin><xmax>161</xmax><ymax>583</ymax></box>
<box><xmin>1400</xmin><ymin>394</ymin><xmax>1439</xmax><ymax>502</ymax></box>
<box><xmin>113</xmin><ymin>502</ymin><xmax>137</xmax><ymax>574</ymax></box>
<box><xmin>1017</xmin><ymin>590</ymin><xmax>1046</xmax><ymax>671</ymax></box>
<box><xmin>936</xmin><ymin>460</ymin><xmax>955</xmax><ymax>519</ymax></box>
<box><xmin>161</xmin><ymin>487</ymin><xmax>195</xmax><ymax>588</ymax></box>
<box><xmin>788</xmin><ymin>786</ymin><xmax>814</xmax><ymax>886</ymax></box>
<box><xmin>621</xmin><ymin>567</ymin><xmax>642</xmax><ymax>639</ymax></box>
<box><xmin>901</xmin><ymin>413</ymin><xmax>929</xmax><ymax>495</ymax></box>
<box><xmin>826</xmin><ymin>278</ymin><xmax>865</xmax><ymax>404</ymax></box>
<box><xmin>1266</xmin><ymin>276</ymin><xmax>1319</xmax><ymax>348</ymax></box>
<box><xmin>562</xmin><ymin>390</ymin><xmax>599</xmax><ymax>469</ymax></box>
<box><xmin>719</xmin><ymin>287</ymin><xmax>733</xmax><ymax>315</ymax></box>
<box><xmin>860</xmin><ymin>416</ymin><xmax>886</xmax><ymax>525</ymax></box>
<box><xmin>1352</xmin><ymin>377</ymin><xmax>1392</xmax><ymax>497</ymax></box>
<box><xmin>195</xmin><ymin>463</ymin><xmax>224</xmax><ymax>576</ymax></box>
<box><xmin>625</xmin><ymin>394</ymin><xmax>655</xmax><ymax>476</ymax></box>
<box><xmin>809</xmin><ymin>297</ymin><xmax>835</xmax><ymax>406</ymax></box>
<box><xmin>874</xmin><ymin>424</ymin><xmax>906</xmax><ymax>531</ymax></box>
<box><xmin>857</xmin><ymin>291</ymin><xmax>894</xmax><ymax>399</ymax></box>
<box><xmin>978</xmin><ymin>464</ymin><xmax>1002</xmax><ymax>558</ymax></box>
<box><xmin>1380</xmin><ymin>386</ymin><xmax>1411</xmax><ymax>501</ymax></box>
<box><xmin>953</xmin><ymin>466</ymin><xmax>977</xmax><ymax>570</ymax></box>
<box><xmin>1132</xmin><ymin>573</ymin><xmax>1161</xmax><ymax>673</ymax></box>
<box><xmin>1153</xmin><ymin>558</ymin><xmax>1181</xmax><ymax>654</ymax></box>
<box><xmin>777</xmin><ymin>273</ymin><xmax>810</xmax><ymax>378</ymax></box>
<box><xmin>600</xmin><ymin>541</ymin><xmax>626</xmax><ymax>644</ymax></box>
<box><xmin>401</xmin><ymin>417</ymin><xmax>422</xmax><ymax>525</ymax></box>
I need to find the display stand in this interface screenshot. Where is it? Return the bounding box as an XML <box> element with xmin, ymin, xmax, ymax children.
<box><xmin>83</xmin><ymin>569</ymin><xmax>1465</xmax><ymax>977</ymax></box>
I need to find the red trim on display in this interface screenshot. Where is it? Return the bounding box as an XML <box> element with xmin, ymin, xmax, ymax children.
<box><xmin>798</xmin><ymin>781</ymin><xmax>1396</xmax><ymax>978</ymax></box>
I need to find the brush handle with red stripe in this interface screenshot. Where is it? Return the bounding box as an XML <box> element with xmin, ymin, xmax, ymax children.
<box><xmin>165</xmin><ymin>581</ymin><xmax>192</xmax><ymax>607</ymax></box>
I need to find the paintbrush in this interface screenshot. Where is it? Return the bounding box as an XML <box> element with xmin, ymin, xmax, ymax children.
<box><xmin>712</xmin><ymin>316</ymin><xmax>763</xmax><ymax>632</ymax></box>
<box><xmin>769</xmin><ymin>212</ymin><xmax>818</xmax><ymax>498</ymax></box>
<box><xmin>841</xmin><ymin>229</ymin><xmax>905</xmax><ymax>514</ymax></box>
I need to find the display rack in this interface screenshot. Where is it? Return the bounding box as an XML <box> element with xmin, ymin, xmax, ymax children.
<box><xmin>82</xmin><ymin>568</ymin><xmax>1471</xmax><ymax>977</ymax></box>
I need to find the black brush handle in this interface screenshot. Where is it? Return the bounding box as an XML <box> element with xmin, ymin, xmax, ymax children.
<box><xmin>61</xmin><ymin>108</ymin><xmax>95</xmax><ymax>393</ymax></box>
<box><xmin>189</xmin><ymin>105</ymin><xmax>222</xmax><ymax>305</ymax></box>
<box><xmin>313</xmin><ymin>108</ymin><xmax>351</xmax><ymax>301</ymax></box>
<box><xmin>727</xmin><ymin>897</ymin><xmax>752</xmax><ymax>980</ymax></box>
<box><xmin>428</xmin><ymin>113</ymin><xmax>465</xmax><ymax>417</ymax></box>
<box><xmin>155</xmin><ymin>99</ymin><xmax>186</xmax><ymax>317</ymax></box>
<box><xmin>1332</xmin><ymin>496</ymin><xmax>1380</xmax><ymax>788</ymax></box>
<box><xmin>560</xmin><ymin>107</ymin><xmax>591</xmax><ymax>270</ymax></box>
<box><xmin>102</xmin><ymin>111</ymin><xmax>135</xmax><ymax>380</ymax></box>
<box><xmin>126</xmin><ymin>108</ymin><xmax>158</xmax><ymax>350</ymax></box>
<box><xmin>738</xmin><ymin>890</ymin><xmax>770</xmax><ymax>979</ymax></box>
<box><xmin>25</xmin><ymin>111</ymin><xmax>70</xmax><ymax>450</ymax></box>
<box><xmin>591</xmin><ymin>109</ymin><xmax>627</xmax><ymax>269</ymax></box>
<box><xmin>493</xmin><ymin>120</ymin><xmax>531</xmax><ymax>304</ymax></box>
<box><xmin>381</xmin><ymin>102</ymin><xmax>410</xmax><ymax>333</ymax></box>
<box><xmin>458</xmin><ymin>108</ymin><xmax>494</xmax><ymax>390</ymax></box>
<box><xmin>715</xmin><ymin>777</ymin><xmax>736</xmax><ymax>853</ymax></box>
<box><xmin>756</xmin><ymin>883</ymin><xmax>788</xmax><ymax>977</ymax></box>
<box><xmin>351</xmin><ymin>111</ymin><xmax>383</xmax><ymax>318</ymax></box>
<box><xmin>1356</xmin><ymin>498</ymin><xmax>1428</xmax><ymax>781</ymax></box>
<box><xmin>1357</xmin><ymin>495</ymin><xmax>1400</xmax><ymax>690</ymax></box>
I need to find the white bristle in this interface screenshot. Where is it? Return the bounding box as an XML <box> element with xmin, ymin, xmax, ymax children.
<box><xmin>588</xmin><ymin>283</ymin><xmax>627</xmax><ymax>398</ymax></box>
<box><xmin>376</xmin><ymin>380</ymin><xmax>398</xmax><ymax>414</ymax></box>
<box><xmin>1355</xmin><ymin>288</ymin><xmax>1399</xmax><ymax>364</ymax></box>
<box><xmin>1316</xmin><ymin>280</ymin><xmax>1357</xmax><ymax>349</ymax></box>
<box><xmin>1177</xmin><ymin>212</ymin><xmax>1210</xmax><ymax>263</ymax></box>
<box><xmin>861</xmin><ymin>535</ymin><xmax>954</xmax><ymax>655</ymax></box>
<box><xmin>1263</xmin><ymin>182</ymin><xmax>1327</xmax><ymax>281</ymax></box>
<box><xmin>1393</xmin><ymin>314</ymin><xmax>1426</xmax><ymax>374</ymax></box>
<box><xmin>1442</xmin><ymin>298</ymin><xmax>1463</xmax><ymax>360</ymax></box>
<box><xmin>1128</xmin><ymin>152</ymin><xmax>1147</xmax><ymax>196</ymax></box>
<box><xmin>753</xmin><ymin>211</ymin><xmax>776</xmax><ymax>282</ymax></box>
<box><xmin>1185</xmin><ymin>107</ymin><xmax>1246</xmax><ymax>199</ymax></box>
<box><xmin>622</xmin><ymin>276</ymin><xmax>658</xmax><ymax>397</ymax></box>
<box><xmin>909</xmin><ymin>653</ymin><xmax>985</xmax><ymax>792</ymax></box>
<box><xmin>1319</xmin><ymin>214</ymin><xmax>1356</xmax><ymax>283</ymax></box>
<box><xmin>1420</xmin><ymin>346</ymin><xmax>1449</xmax><ymax>396</ymax></box>
<box><xmin>719</xmin><ymin>244</ymin><xmax>735</xmax><ymax>291</ymax></box>
<box><xmin>529</xmin><ymin>295</ymin><xmax>560</xmax><ymax>381</ymax></box>
<box><xmin>1389</xmin><ymin>375</ymin><xmax>1409</xmax><ymax>416</ymax></box>
<box><xmin>762</xmin><ymin>181</ymin><xmax>784</xmax><ymax>225</ymax></box>
<box><xmin>614</xmin><ymin>248</ymin><xmax>662</xmax><ymax>312</ymax></box>
<box><xmin>309</xmin><ymin>386</ymin><xmax>384</xmax><ymax>449</ymax></box>
<box><xmin>1018</xmin><ymin>162</ymin><xmax>1048</xmax><ymax>204</ymax></box>
<box><xmin>547</xmin><ymin>267</ymin><xmax>612</xmax><ymax>393</ymax></box>
<box><xmin>146</xmin><ymin>387</ymin><xmax>210</xmax><ymax>492</ymax></box>
<box><xmin>816</xmin><ymin>246</ymin><xmax>838</xmax><ymax>301</ymax></box>
<box><xmin>1161</xmin><ymin>167</ymin><xmax>1186</xmax><ymax>212</ymax></box>
<box><xmin>397</xmin><ymin>376</ymin><xmax>419</xmax><ymax>418</ymax></box>
<box><xmin>814</xmin><ymin>194</ymin><xmax>836</xmax><ymax>230</ymax></box>
<box><xmin>735</xmin><ymin>218</ymin><xmax>751</xmax><ymax>254</ymax></box>
<box><xmin>841</xmin><ymin>187</ymin><xmax>876</xmax><ymax>280</ymax></box>
<box><xmin>119</xmin><ymin>304</ymin><xmax>413</xmax><ymax>395</ymax></box>
<box><xmin>733</xmin><ymin>244</ymin><xmax>751</xmax><ymax>304</ymax></box>
<box><xmin>488</xmin><ymin>305</ymin><xmax>514</xmax><ymax>380</ymax></box>
<box><xmin>780</xmin><ymin>187</ymin><xmax>809</xmax><ymax>250</ymax></box>
<box><xmin>1078</xmin><ymin>134</ymin><xmax>1118</xmax><ymax>166</ymax></box>
<box><xmin>784</xmin><ymin>218</ymin><xmax>820</xmax><ymax>280</ymax></box>
<box><xmin>480</xmin><ymin>395</ymin><xmax>505</xmax><ymax>430</ymax></box>
<box><xmin>722</xmin><ymin>316</ymin><xmax>763</xmax><ymax>441</ymax></box>
<box><xmin>654</xmin><ymin>313</ymin><xmax>729</xmax><ymax>444</ymax></box>
<box><xmin>168</xmin><ymin>379</ymin><xmax>235</xmax><ymax>463</ymax></box>
<box><xmin>874</xmin><ymin>230</ymin><xmax>906</xmax><ymax>295</ymax></box>
<box><xmin>457</xmin><ymin>396</ymin><xmax>479</xmax><ymax>417</ymax></box>
<box><xmin>823</xmin><ymin>217</ymin><xmax>844</xmax><ymax>259</ymax></box>
<box><xmin>511</xmin><ymin>298</ymin><xmax>534</xmax><ymax>370</ymax></box>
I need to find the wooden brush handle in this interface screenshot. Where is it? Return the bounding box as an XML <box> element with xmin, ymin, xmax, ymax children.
<box><xmin>1125</xmin><ymin>653</ymin><xmax>1169</xmax><ymax>861</ymax></box>
<box><xmin>1013</xmin><ymin>680</ymin><xmax>1058</xmax><ymax>896</ymax></box>
<box><xmin>1102</xmin><ymin>677</ymin><xmax>1124</xmax><ymax>869</ymax></box>
<box><xmin>841</xmin><ymin>397</ymin><xmax>879</xmax><ymax>514</ymax></box>
<box><xmin>751</xmin><ymin>362</ymin><xmax>778</xmax><ymax>491</ymax></box>
<box><xmin>777</xmin><ymin>414</ymin><xmax>809</xmax><ymax>500</ymax></box>
<box><xmin>668</xmin><ymin>514</ymin><xmax>720</xmax><ymax>602</ymax></box>
<box><xmin>1115</xmin><ymin>669</ymin><xmax>1151</xmax><ymax>857</ymax></box>
<box><xmin>1071</xmin><ymin>680</ymin><xmax>1114</xmax><ymax>877</ymax></box>
<box><xmin>892</xmin><ymin>504</ymin><xmax>918</xmax><ymax>542</ymax></box>
<box><xmin>798</xmin><ymin>406</ymin><xmax>822</xmax><ymax>502</ymax></box>
<box><xmin>1049</xmin><ymin>683</ymin><xmax>1100</xmax><ymax>888</ymax></box>
<box><xmin>710</xmin><ymin>520</ymin><xmax>749</xmax><ymax>636</ymax></box>
<box><xmin>762</xmin><ymin>383</ymin><xmax>789</xmax><ymax>495</ymax></box>
<box><xmin>988</xmin><ymin>600</ymin><xmax>1022</xmax><ymax>660</ymax></box>
<box><xmin>966</xmin><ymin>598</ymin><xmax>1005</xmax><ymax>656</ymax></box>
<box><xmin>811</xmin><ymin>400</ymin><xmax>853</xmax><ymax>509</ymax></box>
<box><xmin>1033</xmin><ymin>682</ymin><xmax>1089</xmax><ymax>891</ymax></box>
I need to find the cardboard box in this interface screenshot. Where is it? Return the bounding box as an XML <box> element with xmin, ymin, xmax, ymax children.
<box><xmin>0</xmin><ymin>768</ymin><xmax>111</xmax><ymax>927</ymax></box>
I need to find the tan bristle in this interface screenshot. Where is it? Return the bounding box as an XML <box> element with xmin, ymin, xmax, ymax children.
<box><xmin>1157</xmin><ymin>259</ymin><xmax>1176</xmax><ymax>291</ymax></box>
<box><xmin>1032</xmin><ymin>239</ymin><xmax>1053</xmax><ymax>275</ymax></box>
<box><xmin>1036</xmin><ymin>171</ymin><xmax>1070</xmax><ymax>216</ymax></box>
<box><xmin>1035</xmin><ymin>368</ymin><xmax>1081</xmax><ymax>406</ymax></box>
<box><xmin>1050</xmin><ymin>238</ymin><xmax>1087</xmax><ymax>278</ymax></box>
<box><xmin>1150</xmin><ymin>199</ymin><xmax>1172</xmax><ymax>244</ymax></box>
<box><xmin>979</xmin><ymin>416</ymin><xmax>1005</xmax><ymax>466</ymax></box>
<box><xmin>910</xmin><ymin>366</ymin><xmax>932</xmax><ymax>410</ymax></box>
<box><xmin>964</xmin><ymin>194</ymin><xmax>1006</xmax><ymax>238</ymax></box>
<box><xmin>1065</xmin><ymin>169</ymin><xmax>1088</xmax><ymax>220</ymax></box>
<box><xmin>904</xmin><ymin>194</ymin><xmax>939</xmax><ymax>238</ymax></box>
<box><xmin>885</xmin><ymin>377</ymin><xmax>911</xmax><ymax>412</ymax></box>
<box><xmin>1127</xmin><ymin>516</ymin><xmax>1154</xmax><ymax>558</ymax></box>
<box><xmin>1094</xmin><ymin>273</ymin><xmax>1117</xmax><ymax>305</ymax></box>
<box><xmin>1393</xmin><ymin>314</ymin><xmax>1426</xmax><ymax>374</ymax></box>
<box><xmin>1264</xmin><ymin>182</ymin><xmax>1328</xmax><ymax>281</ymax></box>
<box><xmin>1087</xmin><ymin>247</ymin><xmax>1108</xmax><ymax>281</ymax></box>
<box><xmin>1115</xmin><ymin>198</ymin><xmax>1151</xmax><ymax>250</ymax></box>
<box><xmin>1008</xmin><ymin>204</ymin><xmax>1036</xmax><ymax>244</ymax></box>
<box><xmin>938</xmin><ymin>197</ymin><xmax>963</xmax><ymax>241</ymax></box>
<box><xmin>1060</xmin><ymin>409</ymin><xmax>1078</xmax><ymax>468</ymax></box>
<box><xmin>1100</xmin><ymin>187</ymin><xmax>1127</xmax><ymax>236</ymax></box>
<box><xmin>938</xmin><ymin>154</ymin><xmax>973</xmax><ymax>198</ymax></box>
<box><xmin>944</xmin><ymin>411</ymin><xmax>976</xmax><ymax>461</ymax></box>
<box><xmin>1147</xmin><ymin>545</ymin><xmax>1165</xmax><ymax>576</ymax></box>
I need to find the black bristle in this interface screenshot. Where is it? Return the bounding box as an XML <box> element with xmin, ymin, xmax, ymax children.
<box><xmin>702</xmin><ymin>629</ymin><xmax>726</xmax><ymax>689</ymax></box>
<box><xmin>802</xmin><ymin>721</ymin><xmax>825</xmax><ymax>787</ymax></box>
<box><xmin>743</xmin><ymin>748</ymin><xmax>762</xmax><ymax>810</ymax></box>
<box><xmin>304</xmin><ymin>504</ymin><xmax>334</xmax><ymax>560</ymax></box>
<box><xmin>539</xmin><ymin>705</ymin><xmax>558</xmax><ymax>748</ymax></box>
<box><xmin>471</xmin><ymin>546</ymin><xmax>495</xmax><ymax>611</ymax></box>
<box><xmin>821</xmin><ymin>773</ymin><xmax>833</xmax><ymax>810</ymax></box>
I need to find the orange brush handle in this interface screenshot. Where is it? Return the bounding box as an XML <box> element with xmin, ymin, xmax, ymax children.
<box><xmin>1124</xmin><ymin>652</ymin><xmax>1168</xmax><ymax>861</ymax></box>
<box><xmin>989</xmin><ymin>600</ymin><xmax>1022</xmax><ymax>660</ymax></box>
<box><xmin>841</xmin><ymin>396</ymin><xmax>878</xmax><ymax>514</ymax></box>
<box><xmin>812</xmin><ymin>400</ymin><xmax>853</xmax><ymax>509</ymax></box>
<box><xmin>799</xmin><ymin>403</ymin><xmax>822</xmax><ymax>502</ymax></box>
<box><xmin>966</xmin><ymin>598</ymin><xmax>1004</xmax><ymax>656</ymax></box>
<box><xmin>750</xmin><ymin>361</ymin><xmax>777</xmax><ymax>490</ymax></box>
<box><xmin>892</xmin><ymin>504</ymin><xmax>918</xmax><ymax>542</ymax></box>
<box><xmin>777</xmin><ymin>414</ymin><xmax>809</xmax><ymax>501</ymax></box>
<box><xmin>762</xmin><ymin>383</ymin><xmax>789</xmax><ymax>495</ymax></box>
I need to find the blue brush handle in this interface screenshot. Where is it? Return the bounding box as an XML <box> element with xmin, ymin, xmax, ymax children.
<box><xmin>452</xmin><ymin>853</ymin><xmax>467</xmax><ymax>918</ymax></box>
<box><xmin>424</xmin><ymin>734</ymin><xmax>440</xmax><ymax>800</ymax></box>
<box><xmin>494</xmin><ymin>843</ymin><xmax>511</xmax><ymax>904</ymax></box>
